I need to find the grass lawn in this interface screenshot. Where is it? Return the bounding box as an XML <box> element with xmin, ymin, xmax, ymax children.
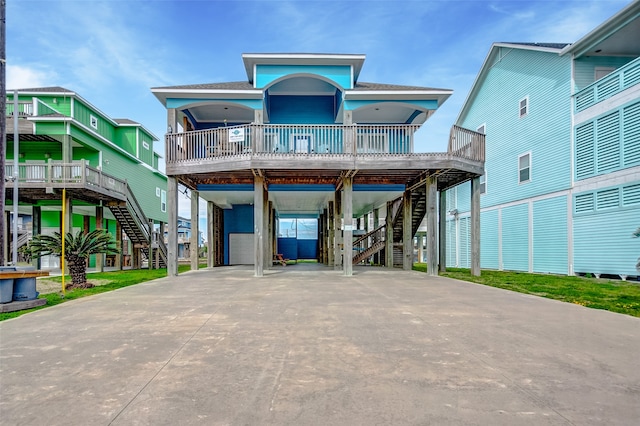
<box><xmin>0</xmin><ymin>265</ymin><xmax>193</xmax><ymax>321</ymax></box>
<box><xmin>413</xmin><ymin>263</ymin><xmax>640</xmax><ymax>318</ymax></box>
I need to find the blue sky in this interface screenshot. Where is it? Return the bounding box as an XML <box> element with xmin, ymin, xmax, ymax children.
<box><xmin>8</xmin><ymin>0</ymin><xmax>633</xmax><ymax>224</ymax></box>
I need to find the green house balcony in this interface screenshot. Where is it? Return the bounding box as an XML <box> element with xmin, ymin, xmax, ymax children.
<box><xmin>4</xmin><ymin>161</ymin><xmax>128</xmax><ymax>203</ymax></box>
<box><xmin>165</xmin><ymin>123</ymin><xmax>485</xmax><ymax>176</ymax></box>
<box><xmin>574</xmin><ymin>56</ymin><xmax>640</xmax><ymax>113</ymax></box>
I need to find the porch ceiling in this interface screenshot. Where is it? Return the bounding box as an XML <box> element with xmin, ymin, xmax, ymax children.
<box><xmin>188</xmin><ymin>163</ymin><xmax>478</xmax><ymax>217</ymax></box>
<box><xmin>198</xmin><ymin>187</ymin><xmax>404</xmax><ymax>217</ymax></box>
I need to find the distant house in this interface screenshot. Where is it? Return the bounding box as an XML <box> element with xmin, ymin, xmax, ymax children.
<box><xmin>164</xmin><ymin>216</ymin><xmax>203</xmax><ymax>259</ymax></box>
<box><xmin>445</xmin><ymin>2</ymin><xmax>640</xmax><ymax>278</ymax></box>
<box><xmin>152</xmin><ymin>53</ymin><xmax>485</xmax><ymax>276</ymax></box>
<box><xmin>5</xmin><ymin>87</ymin><xmax>168</xmax><ymax>269</ymax></box>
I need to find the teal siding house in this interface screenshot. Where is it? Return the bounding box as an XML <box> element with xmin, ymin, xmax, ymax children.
<box><xmin>446</xmin><ymin>2</ymin><xmax>640</xmax><ymax>279</ymax></box>
<box><xmin>152</xmin><ymin>53</ymin><xmax>486</xmax><ymax>276</ymax></box>
<box><xmin>5</xmin><ymin>87</ymin><xmax>168</xmax><ymax>269</ymax></box>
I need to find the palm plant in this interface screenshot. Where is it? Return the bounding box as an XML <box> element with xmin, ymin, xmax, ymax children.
<box><xmin>26</xmin><ymin>229</ymin><xmax>120</xmax><ymax>289</ymax></box>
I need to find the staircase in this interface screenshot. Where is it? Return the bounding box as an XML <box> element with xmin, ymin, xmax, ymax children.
<box><xmin>351</xmin><ymin>184</ymin><xmax>428</xmax><ymax>267</ymax></box>
<box><xmin>108</xmin><ymin>184</ymin><xmax>167</xmax><ymax>268</ymax></box>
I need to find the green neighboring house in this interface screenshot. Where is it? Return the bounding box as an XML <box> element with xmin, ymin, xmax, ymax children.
<box><xmin>4</xmin><ymin>87</ymin><xmax>168</xmax><ymax>270</ymax></box>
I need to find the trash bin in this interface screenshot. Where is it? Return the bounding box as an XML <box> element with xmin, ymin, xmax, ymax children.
<box><xmin>13</xmin><ymin>267</ymin><xmax>39</xmax><ymax>301</ymax></box>
<box><xmin>0</xmin><ymin>266</ymin><xmax>17</xmax><ymax>304</ymax></box>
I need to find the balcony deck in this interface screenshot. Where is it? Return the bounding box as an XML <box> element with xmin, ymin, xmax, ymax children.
<box><xmin>4</xmin><ymin>162</ymin><xmax>128</xmax><ymax>204</ymax></box>
<box><xmin>166</xmin><ymin>124</ymin><xmax>485</xmax><ymax>190</ymax></box>
<box><xmin>574</xmin><ymin>56</ymin><xmax>640</xmax><ymax>113</ymax></box>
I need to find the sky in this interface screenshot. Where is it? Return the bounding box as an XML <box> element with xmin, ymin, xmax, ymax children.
<box><xmin>7</xmin><ymin>0</ymin><xmax>634</xmax><ymax>234</ymax></box>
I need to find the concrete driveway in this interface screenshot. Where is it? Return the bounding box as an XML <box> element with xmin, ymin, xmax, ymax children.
<box><xmin>1</xmin><ymin>265</ymin><xmax>639</xmax><ymax>425</ymax></box>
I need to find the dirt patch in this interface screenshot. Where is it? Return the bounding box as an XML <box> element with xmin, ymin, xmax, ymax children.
<box><xmin>37</xmin><ymin>278</ymin><xmax>112</xmax><ymax>295</ymax></box>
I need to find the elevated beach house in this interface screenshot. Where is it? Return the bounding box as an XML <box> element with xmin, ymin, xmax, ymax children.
<box><xmin>445</xmin><ymin>2</ymin><xmax>640</xmax><ymax>279</ymax></box>
<box><xmin>152</xmin><ymin>53</ymin><xmax>485</xmax><ymax>276</ymax></box>
<box><xmin>5</xmin><ymin>87</ymin><xmax>168</xmax><ymax>269</ymax></box>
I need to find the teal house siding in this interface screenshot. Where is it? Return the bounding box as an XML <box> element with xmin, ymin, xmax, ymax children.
<box><xmin>256</xmin><ymin>64</ymin><xmax>352</xmax><ymax>89</ymax></box>
<box><xmin>573</xmin><ymin>181</ymin><xmax>640</xmax><ymax>276</ymax></box>
<box><xmin>574</xmin><ymin>207</ymin><xmax>639</xmax><ymax>276</ymax></box>
<box><xmin>458</xmin><ymin>48</ymin><xmax>573</xmax><ymax>210</ymax></box>
<box><xmin>459</xmin><ymin>217</ymin><xmax>470</xmax><ymax>268</ymax></box>
<box><xmin>533</xmin><ymin>196</ymin><xmax>568</xmax><ymax>274</ymax></box>
<box><xmin>501</xmin><ymin>203</ymin><xmax>529</xmax><ymax>271</ymax></box>
<box><xmin>480</xmin><ymin>210</ymin><xmax>499</xmax><ymax>269</ymax></box>
<box><xmin>446</xmin><ymin>219</ymin><xmax>457</xmax><ymax>268</ymax></box>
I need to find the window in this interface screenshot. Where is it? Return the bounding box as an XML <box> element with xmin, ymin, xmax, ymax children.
<box><xmin>161</xmin><ymin>190</ymin><xmax>167</xmax><ymax>212</ymax></box>
<box><xmin>156</xmin><ymin>187</ymin><xmax>161</xmax><ymax>197</ymax></box>
<box><xmin>479</xmin><ymin>173</ymin><xmax>486</xmax><ymax>194</ymax></box>
<box><xmin>518</xmin><ymin>152</ymin><xmax>531</xmax><ymax>183</ymax></box>
<box><xmin>476</xmin><ymin>123</ymin><xmax>486</xmax><ymax>134</ymax></box>
<box><xmin>143</xmin><ymin>141</ymin><xmax>150</xmax><ymax>150</ymax></box>
<box><xmin>519</xmin><ymin>96</ymin><xmax>528</xmax><ymax>118</ymax></box>
<box><xmin>90</xmin><ymin>115</ymin><xmax>98</xmax><ymax>129</ymax></box>
<box><xmin>595</xmin><ymin>67</ymin><xmax>616</xmax><ymax>80</ymax></box>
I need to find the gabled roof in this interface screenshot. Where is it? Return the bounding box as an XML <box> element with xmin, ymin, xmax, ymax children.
<box><xmin>12</xmin><ymin>86</ymin><xmax>74</xmax><ymax>94</ymax></box>
<box><xmin>456</xmin><ymin>42</ymin><xmax>569</xmax><ymax>124</ymax></box>
<box><xmin>10</xmin><ymin>87</ymin><xmax>159</xmax><ymax>141</ymax></box>
<box><xmin>113</xmin><ymin>118</ymin><xmax>140</xmax><ymax>125</ymax></box>
<box><xmin>503</xmin><ymin>42</ymin><xmax>571</xmax><ymax>50</ymax></box>
<box><xmin>152</xmin><ymin>82</ymin><xmax>255</xmax><ymax>91</ymax></box>
<box><xmin>352</xmin><ymin>82</ymin><xmax>447</xmax><ymax>91</ymax></box>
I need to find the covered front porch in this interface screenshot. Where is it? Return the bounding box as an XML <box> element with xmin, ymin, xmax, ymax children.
<box><xmin>165</xmin><ymin>125</ymin><xmax>484</xmax><ymax>278</ymax></box>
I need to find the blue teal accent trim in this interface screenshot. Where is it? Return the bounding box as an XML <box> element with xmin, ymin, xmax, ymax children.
<box><xmin>182</xmin><ymin>109</ymin><xmax>198</xmax><ymax>129</ymax></box>
<box><xmin>278</xmin><ymin>213</ymin><xmax>319</xmax><ymax>219</ymax></box>
<box><xmin>197</xmin><ymin>184</ymin><xmax>254</xmax><ymax>191</ymax></box>
<box><xmin>256</xmin><ymin>64</ymin><xmax>351</xmax><ymax>89</ymax></box>
<box><xmin>406</xmin><ymin>110</ymin><xmax>423</xmax><ymax>124</ymax></box>
<box><xmin>167</xmin><ymin>98</ymin><xmax>263</xmax><ymax>110</ymax></box>
<box><xmin>269</xmin><ymin>184</ymin><xmax>335</xmax><ymax>192</ymax></box>
<box><xmin>344</xmin><ymin>99</ymin><xmax>438</xmax><ymax>111</ymax></box>
<box><xmin>353</xmin><ymin>184</ymin><xmax>405</xmax><ymax>192</ymax></box>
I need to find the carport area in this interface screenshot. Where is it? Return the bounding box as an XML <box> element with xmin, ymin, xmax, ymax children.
<box><xmin>1</xmin><ymin>267</ymin><xmax>639</xmax><ymax>425</ymax></box>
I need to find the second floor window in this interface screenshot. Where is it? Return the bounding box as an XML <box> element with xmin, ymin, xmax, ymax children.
<box><xmin>519</xmin><ymin>152</ymin><xmax>531</xmax><ymax>183</ymax></box>
<box><xmin>519</xmin><ymin>97</ymin><xmax>528</xmax><ymax>118</ymax></box>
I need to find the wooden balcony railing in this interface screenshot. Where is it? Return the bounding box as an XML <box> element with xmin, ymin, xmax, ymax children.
<box><xmin>4</xmin><ymin>162</ymin><xmax>127</xmax><ymax>196</ymax></box>
<box><xmin>448</xmin><ymin>125</ymin><xmax>485</xmax><ymax>161</ymax></box>
<box><xmin>166</xmin><ymin>123</ymin><xmax>486</xmax><ymax>165</ymax></box>
<box><xmin>575</xmin><ymin>56</ymin><xmax>640</xmax><ymax>113</ymax></box>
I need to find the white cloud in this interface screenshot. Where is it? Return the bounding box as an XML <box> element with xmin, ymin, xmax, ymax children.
<box><xmin>6</xmin><ymin>65</ymin><xmax>57</xmax><ymax>90</ymax></box>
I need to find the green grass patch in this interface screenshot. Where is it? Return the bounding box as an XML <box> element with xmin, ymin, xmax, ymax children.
<box><xmin>0</xmin><ymin>265</ymin><xmax>193</xmax><ymax>321</ymax></box>
<box><xmin>413</xmin><ymin>263</ymin><xmax>640</xmax><ymax>318</ymax></box>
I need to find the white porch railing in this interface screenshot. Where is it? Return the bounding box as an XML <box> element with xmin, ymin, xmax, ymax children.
<box><xmin>4</xmin><ymin>162</ymin><xmax>127</xmax><ymax>196</ymax></box>
<box><xmin>165</xmin><ymin>123</ymin><xmax>484</xmax><ymax>165</ymax></box>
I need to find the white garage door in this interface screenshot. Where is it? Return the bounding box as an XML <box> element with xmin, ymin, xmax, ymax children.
<box><xmin>229</xmin><ymin>233</ymin><xmax>254</xmax><ymax>265</ymax></box>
